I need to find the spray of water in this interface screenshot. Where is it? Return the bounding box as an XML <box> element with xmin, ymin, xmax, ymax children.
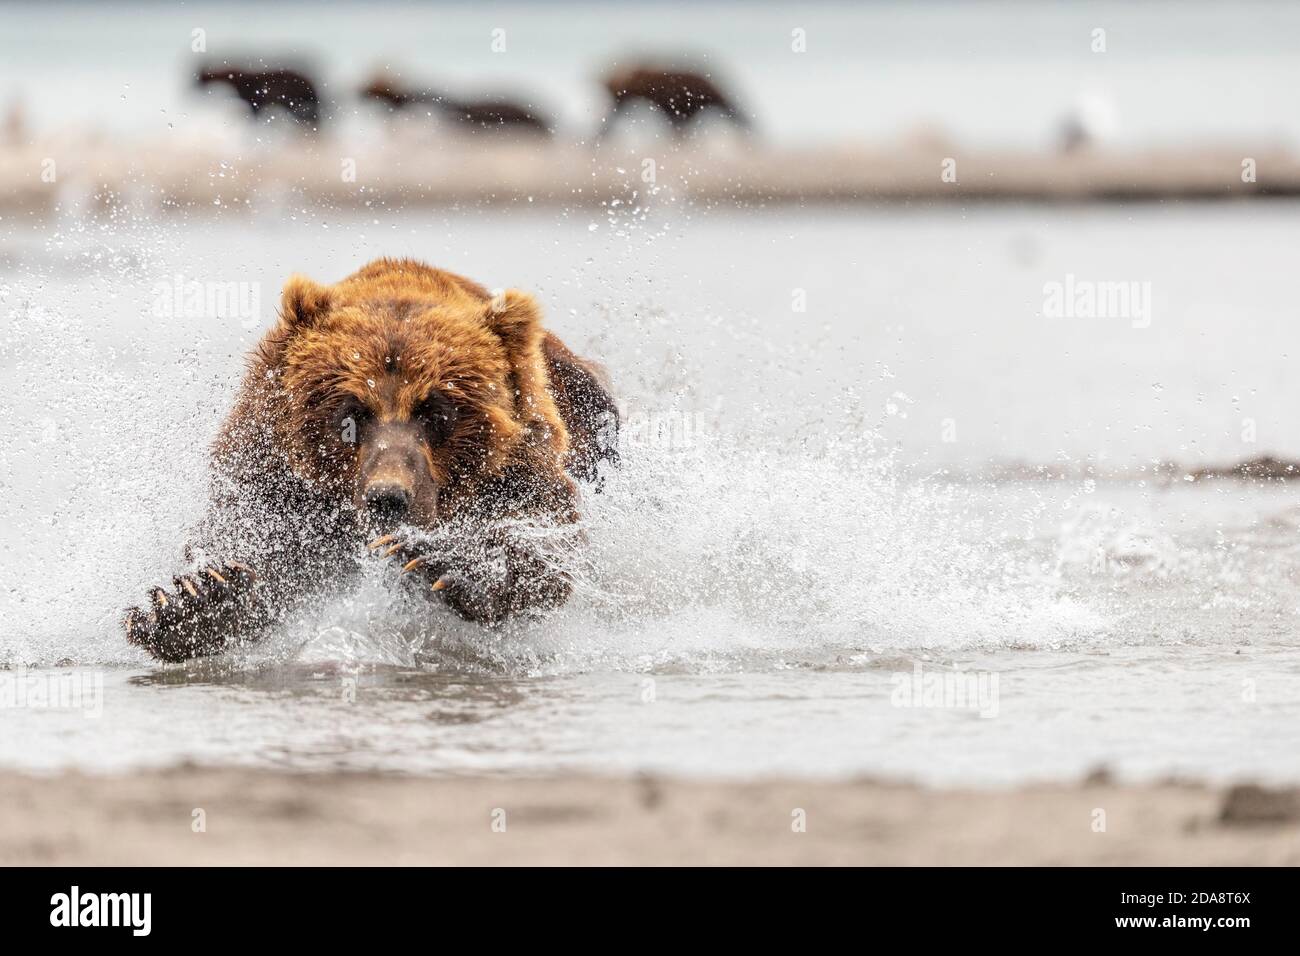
<box><xmin>1</xmin><ymin>218</ymin><xmax>1112</xmax><ymax>672</ymax></box>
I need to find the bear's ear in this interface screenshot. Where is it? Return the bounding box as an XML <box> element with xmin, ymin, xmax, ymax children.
<box><xmin>485</xmin><ymin>288</ymin><xmax>544</xmax><ymax>352</ymax></box>
<box><xmin>279</xmin><ymin>274</ymin><xmax>334</xmax><ymax>329</ymax></box>
<box><xmin>484</xmin><ymin>289</ymin><xmax>568</xmax><ymax>461</ymax></box>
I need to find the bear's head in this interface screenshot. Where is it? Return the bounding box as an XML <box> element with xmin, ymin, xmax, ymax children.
<box><xmin>252</xmin><ymin>261</ymin><xmax>568</xmax><ymax>532</ymax></box>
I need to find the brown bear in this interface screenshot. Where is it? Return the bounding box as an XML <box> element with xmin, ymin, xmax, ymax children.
<box><xmin>599</xmin><ymin>66</ymin><xmax>751</xmax><ymax>138</ymax></box>
<box><xmin>360</xmin><ymin>74</ymin><xmax>553</xmax><ymax>136</ymax></box>
<box><xmin>124</xmin><ymin>259</ymin><xmax>618</xmax><ymax>663</ymax></box>
<box><xmin>196</xmin><ymin>64</ymin><xmax>323</xmax><ymax>130</ymax></box>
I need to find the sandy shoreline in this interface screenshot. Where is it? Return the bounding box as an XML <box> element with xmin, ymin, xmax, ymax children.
<box><xmin>2</xmin><ymin>139</ymin><xmax>1297</xmax><ymax>217</ymax></box>
<box><xmin>2</xmin><ymin>769</ymin><xmax>1298</xmax><ymax>866</ymax></box>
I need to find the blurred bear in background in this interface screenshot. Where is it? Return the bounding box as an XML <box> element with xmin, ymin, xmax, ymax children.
<box><xmin>196</xmin><ymin>63</ymin><xmax>323</xmax><ymax>130</ymax></box>
<box><xmin>361</xmin><ymin>74</ymin><xmax>552</xmax><ymax>136</ymax></box>
<box><xmin>600</xmin><ymin>65</ymin><xmax>750</xmax><ymax>138</ymax></box>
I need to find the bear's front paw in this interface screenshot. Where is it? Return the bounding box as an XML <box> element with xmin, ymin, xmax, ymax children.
<box><xmin>123</xmin><ymin>561</ymin><xmax>259</xmax><ymax>663</ymax></box>
<box><xmin>368</xmin><ymin>532</ymin><xmax>508</xmax><ymax>623</ymax></box>
<box><xmin>368</xmin><ymin>532</ymin><xmax>456</xmax><ymax>590</ymax></box>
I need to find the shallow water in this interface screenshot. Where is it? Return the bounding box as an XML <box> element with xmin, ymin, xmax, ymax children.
<box><xmin>3</xmin><ymin>202</ymin><xmax>1300</xmax><ymax>783</ymax></box>
<box><xmin>2</xmin><ymin>640</ymin><xmax>1297</xmax><ymax>787</ymax></box>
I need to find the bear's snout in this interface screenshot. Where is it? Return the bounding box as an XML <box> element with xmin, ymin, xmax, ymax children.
<box><xmin>356</xmin><ymin>420</ymin><xmax>439</xmax><ymax>529</ymax></box>
<box><xmin>363</xmin><ymin>481</ymin><xmax>413</xmax><ymax>523</ymax></box>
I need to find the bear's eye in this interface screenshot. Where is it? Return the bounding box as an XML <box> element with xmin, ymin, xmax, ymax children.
<box><xmin>414</xmin><ymin>393</ymin><xmax>459</xmax><ymax>446</ymax></box>
<box><xmin>334</xmin><ymin>396</ymin><xmax>371</xmax><ymax>431</ymax></box>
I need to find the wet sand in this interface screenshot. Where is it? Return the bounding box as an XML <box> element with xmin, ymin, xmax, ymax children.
<box><xmin>2</xmin><ymin>770</ymin><xmax>1297</xmax><ymax>865</ymax></box>
<box><xmin>1</xmin><ymin>138</ymin><xmax>1296</xmax><ymax>217</ymax></box>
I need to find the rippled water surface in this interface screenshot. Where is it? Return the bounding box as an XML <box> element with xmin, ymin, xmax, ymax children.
<box><xmin>3</xmin><ymin>203</ymin><xmax>1300</xmax><ymax>783</ymax></box>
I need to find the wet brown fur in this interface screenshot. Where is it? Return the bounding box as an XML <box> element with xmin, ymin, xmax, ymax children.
<box><xmin>124</xmin><ymin>258</ymin><xmax>618</xmax><ymax>662</ymax></box>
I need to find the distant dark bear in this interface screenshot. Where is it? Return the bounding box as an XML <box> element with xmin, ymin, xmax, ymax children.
<box><xmin>361</xmin><ymin>75</ymin><xmax>552</xmax><ymax>135</ymax></box>
<box><xmin>600</xmin><ymin>66</ymin><xmax>750</xmax><ymax>137</ymax></box>
<box><xmin>196</xmin><ymin>65</ymin><xmax>322</xmax><ymax>130</ymax></box>
<box><xmin>123</xmin><ymin>259</ymin><xmax>618</xmax><ymax>663</ymax></box>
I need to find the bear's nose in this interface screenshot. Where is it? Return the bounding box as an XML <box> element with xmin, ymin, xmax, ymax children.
<box><xmin>364</xmin><ymin>482</ymin><xmax>412</xmax><ymax>523</ymax></box>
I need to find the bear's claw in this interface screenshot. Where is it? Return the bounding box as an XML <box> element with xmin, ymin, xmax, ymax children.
<box><xmin>369</xmin><ymin>533</ymin><xmax>457</xmax><ymax>595</ymax></box>
<box><xmin>370</xmin><ymin>531</ymin><xmax>519</xmax><ymax>622</ymax></box>
<box><xmin>124</xmin><ymin>560</ymin><xmax>260</xmax><ymax>663</ymax></box>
